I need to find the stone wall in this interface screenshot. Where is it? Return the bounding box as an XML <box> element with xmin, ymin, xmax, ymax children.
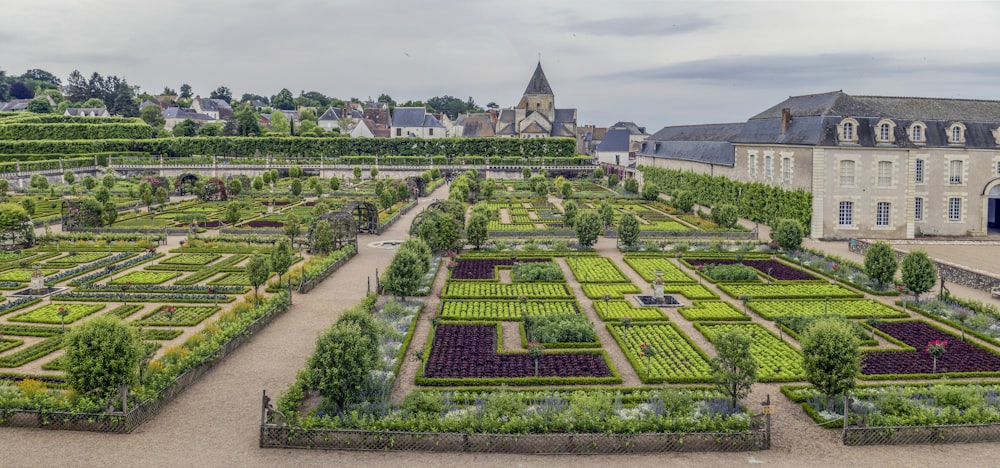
<box><xmin>849</xmin><ymin>238</ymin><xmax>1000</xmax><ymax>293</ymax></box>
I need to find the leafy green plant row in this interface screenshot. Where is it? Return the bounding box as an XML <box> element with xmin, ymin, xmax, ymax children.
<box><xmin>442</xmin><ymin>282</ymin><xmax>573</xmax><ymax>299</ymax></box>
<box><xmin>718</xmin><ymin>282</ymin><xmax>862</xmax><ymax>299</ymax></box>
<box><xmin>694</xmin><ymin>322</ymin><xmax>805</xmax><ymax>382</ymax></box>
<box><xmin>677</xmin><ymin>301</ymin><xmax>749</xmax><ymax>321</ymax></box>
<box><xmin>592</xmin><ymin>299</ymin><xmax>666</xmax><ymax>321</ymax></box>
<box><xmin>622</xmin><ymin>256</ymin><xmax>697</xmax><ymax>283</ymax></box>
<box><xmin>438</xmin><ymin>299</ymin><xmax>579</xmax><ymax>321</ymax></box>
<box><xmin>581</xmin><ymin>283</ymin><xmax>642</xmax><ymax>299</ymax></box>
<box><xmin>50</xmin><ymin>292</ymin><xmax>234</xmax><ymax>303</ymax></box>
<box><xmin>607</xmin><ymin>322</ymin><xmax>713</xmax><ymax>383</ymax></box>
<box><xmin>174</xmin><ymin>255</ymin><xmax>248</xmax><ymax>285</ymax></box>
<box><xmin>748</xmin><ymin>299</ymin><xmax>907</xmax><ymax>320</ymax></box>
<box><xmin>565</xmin><ymin>256</ymin><xmax>629</xmax><ymax>283</ymax></box>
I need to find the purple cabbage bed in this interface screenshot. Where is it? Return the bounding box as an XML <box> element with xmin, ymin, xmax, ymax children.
<box><xmin>424</xmin><ymin>325</ymin><xmax>612</xmax><ymax>378</ymax></box>
<box><xmin>686</xmin><ymin>259</ymin><xmax>817</xmax><ymax>281</ymax></box>
<box><xmin>450</xmin><ymin>258</ymin><xmax>550</xmax><ymax>280</ymax></box>
<box><xmin>863</xmin><ymin>321</ymin><xmax>1000</xmax><ymax>375</ymax></box>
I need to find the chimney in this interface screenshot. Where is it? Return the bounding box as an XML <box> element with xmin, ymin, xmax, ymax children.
<box><xmin>780</xmin><ymin>108</ymin><xmax>792</xmax><ymax>134</ymax></box>
<box><xmin>489</xmin><ymin>108</ymin><xmax>497</xmax><ymax>125</ymax></box>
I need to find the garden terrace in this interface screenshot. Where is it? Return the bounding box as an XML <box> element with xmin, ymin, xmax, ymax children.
<box><xmin>683</xmin><ymin>258</ymin><xmax>819</xmax><ymax>281</ymax></box>
<box><xmin>449</xmin><ymin>258</ymin><xmax>550</xmax><ymax>280</ymax></box>
<box><xmin>695</xmin><ymin>322</ymin><xmax>805</xmax><ymax>382</ymax></box>
<box><xmin>418</xmin><ymin>324</ymin><xmax>618</xmax><ymax>384</ymax></box>
<box><xmin>747</xmin><ymin>299</ymin><xmax>907</xmax><ymax>320</ymax></box>
<box><xmin>863</xmin><ymin>321</ymin><xmax>1000</xmax><ymax>377</ymax></box>
<box><xmin>607</xmin><ymin>322</ymin><xmax>713</xmax><ymax>383</ymax></box>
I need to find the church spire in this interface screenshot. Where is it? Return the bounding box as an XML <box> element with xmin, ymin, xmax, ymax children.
<box><xmin>523</xmin><ymin>61</ymin><xmax>553</xmax><ymax>96</ymax></box>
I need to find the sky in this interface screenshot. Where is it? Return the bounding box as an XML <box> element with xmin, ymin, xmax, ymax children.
<box><xmin>5</xmin><ymin>0</ymin><xmax>1000</xmax><ymax>131</ymax></box>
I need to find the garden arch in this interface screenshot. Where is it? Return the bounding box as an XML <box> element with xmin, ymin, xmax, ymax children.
<box><xmin>345</xmin><ymin>201</ymin><xmax>379</xmax><ymax>233</ymax></box>
<box><xmin>174</xmin><ymin>173</ymin><xmax>200</xmax><ymax>195</ymax></box>
<box><xmin>405</xmin><ymin>176</ymin><xmax>427</xmax><ymax>197</ymax></box>
<box><xmin>308</xmin><ymin>211</ymin><xmax>358</xmax><ymax>253</ymax></box>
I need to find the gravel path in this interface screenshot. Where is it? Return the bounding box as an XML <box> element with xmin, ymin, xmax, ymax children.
<box><xmin>4</xmin><ymin>192</ymin><xmax>1000</xmax><ymax>467</ymax></box>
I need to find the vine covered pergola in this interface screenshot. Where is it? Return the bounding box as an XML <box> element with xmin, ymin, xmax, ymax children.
<box><xmin>308</xmin><ymin>211</ymin><xmax>358</xmax><ymax>253</ymax></box>
<box><xmin>405</xmin><ymin>176</ymin><xmax>427</xmax><ymax>198</ymax></box>
<box><xmin>174</xmin><ymin>173</ymin><xmax>200</xmax><ymax>195</ymax></box>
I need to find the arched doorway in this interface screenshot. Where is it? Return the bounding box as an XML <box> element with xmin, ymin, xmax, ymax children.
<box><xmin>981</xmin><ymin>178</ymin><xmax>1000</xmax><ymax>235</ymax></box>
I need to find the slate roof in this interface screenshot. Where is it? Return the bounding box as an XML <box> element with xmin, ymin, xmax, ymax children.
<box><xmin>392</xmin><ymin>107</ymin><xmax>428</xmax><ymax>127</ymax></box>
<box><xmin>596</xmin><ymin>128</ymin><xmax>631</xmax><ymax>152</ymax></box>
<box><xmin>611</xmin><ymin>121</ymin><xmax>647</xmax><ymax>135</ymax></box>
<box><xmin>553</xmin><ymin>108</ymin><xmax>575</xmax><ymax>124</ymax></box>
<box><xmin>650</xmin><ymin>123</ymin><xmax>745</xmax><ymax>142</ymax></box>
<box><xmin>163</xmin><ymin>107</ymin><xmax>214</xmax><ymax>121</ymax></box>
<box><xmin>64</xmin><ymin>107</ymin><xmax>109</xmax><ymax>117</ymax></box>
<box><xmin>0</xmin><ymin>100</ymin><xmax>30</xmax><ymax>112</ymax></box>
<box><xmin>459</xmin><ymin>114</ymin><xmax>496</xmax><ymax>137</ymax></box>
<box><xmin>423</xmin><ymin>114</ymin><xmax>445</xmax><ymax>128</ymax></box>
<box><xmin>319</xmin><ymin>107</ymin><xmax>342</xmax><ymax>121</ymax></box>
<box><xmin>197</xmin><ymin>98</ymin><xmax>218</xmax><ymax>112</ymax></box>
<box><xmin>210</xmin><ymin>99</ymin><xmax>232</xmax><ymax>110</ymax></box>
<box><xmin>639</xmin><ymin>123</ymin><xmax>742</xmax><ymax>167</ymax></box>
<box><xmin>523</xmin><ymin>61</ymin><xmax>554</xmax><ymax>95</ymax></box>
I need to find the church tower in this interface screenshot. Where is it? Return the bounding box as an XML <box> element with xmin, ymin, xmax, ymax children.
<box><xmin>518</xmin><ymin>61</ymin><xmax>555</xmax><ymax>121</ymax></box>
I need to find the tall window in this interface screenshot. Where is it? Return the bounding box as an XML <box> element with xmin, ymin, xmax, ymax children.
<box><xmin>764</xmin><ymin>155</ymin><xmax>773</xmax><ymax>179</ymax></box>
<box><xmin>915</xmin><ymin>159</ymin><xmax>924</xmax><ymax>183</ymax></box>
<box><xmin>781</xmin><ymin>157</ymin><xmax>792</xmax><ymax>183</ymax></box>
<box><xmin>843</xmin><ymin>122</ymin><xmax>854</xmax><ymax>141</ymax></box>
<box><xmin>838</xmin><ymin>201</ymin><xmax>854</xmax><ymax>226</ymax></box>
<box><xmin>879</xmin><ymin>123</ymin><xmax>891</xmax><ymax>142</ymax></box>
<box><xmin>912</xmin><ymin>125</ymin><xmax>923</xmax><ymax>141</ymax></box>
<box><xmin>952</xmin><ymin>126</ymin><xmax>963</xmax><ymax>143</ymax></box>
<box><xmin>948</xmin><ymin>197</ymin><xmax>962</xmax><ymax>221</ymax></box>
<box><xmin>914</xmin><ymin>197</ymin><xmax>924</xmax><ymax>221</ymax></box>
<box><xmin>950</xmin><ymin>160</ymin><xmax>963</xmax><ymax>184</ymax></box>
<box><xmin>996</xmin><ymin>161</ymin><xmax>1000</xmax><ymax>175</ymax></box>
<box><xmin>878</xmin><ymin>161</ymin><xmax>892</xmax><ymax>186</ymax></box>
<box><xmin>428</xmin><ymin>128</ymin><xmax>433</xmax><ymax>136</ymax></box>
<box><xmin>840</xmin><ymin>160</ymin><xmax>855</xmax><ymax>186</ymax></box>
<box><xmin>876</xmin><ymin>202</ymin><xmax>891</xmax><ymax>226</ymax></box>
<box><xmin>748</xmin><ymin>154</ymin><xmax>757</xmax><ymax>178</ymax></box>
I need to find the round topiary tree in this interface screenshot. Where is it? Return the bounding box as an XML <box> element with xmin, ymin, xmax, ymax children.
<box><xmin>641</xmin><ymin>183</ymin><xmax>659</xmax><ymax>201</ymax></box>
<box><xmin>63</xmin><ymin>316</ymin><xmax>143</xmax><ymax>401</ymax></box>
<box><xmin>771</xmin><ymin>218</ymin><xmax>804</xmax><ymax>251</ymax></box>
<box><xmin>305</xmin><ymin>321</ymin><xmax>378</xmax><ymax>414</ymax></box>
<box><xmin>711</xmin><ymin>204</ymin><xmax>739</xmax><ymax>229</ymax></box>
<box><xmin>466</xmin><ymin>210</ymin><xmax>489</xmax><ymax>250</ymax></box>
<box><xmin>864</xmin><ymin>241</ymin><xmax>898</xmax><ymax>288</ymax></box>
<box><xmin>607</xmin><ymin>173</ymin><xmax>619</xmax><ymax>188</ymax></box>
<box><xmin>575</xmin><ymin>211</ymin><xmax>602</xmax><ymax>248</ymax></box>
<box><xmin>901</xmin><ymin>250</ymin><xmax>936</xmax><ymax>301</ymax></box>
<box><xmin>562</xmin><ymin>200</ymin><xmax>578</xmax><ymax>228</ymax></box>
<box><xmin>801</xmin><ymin>317</ymin><xmax>861</xmax><ymax>411</ymax></box>
<box><xmin>618</xmin><ymin>212</ymin><xmax>640</xmax><ymax>247</ymax></box>
<box><xmin>673</xmin><ymin>191</ymin><xmax>695</xmax><ymax>213</ymax></box>
<box><xmin>624</xmin><ymin>177</ymin><xmax>639</xmax><ymax>194</ymax></box>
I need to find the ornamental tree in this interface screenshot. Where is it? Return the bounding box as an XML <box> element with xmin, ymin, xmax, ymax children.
<box><xmin>771</xmin><ymin>218</ymin><xmax>804</xmax><ymax>252</ymax></box>
<box><xmin>673</xmin><ymin>191</ymin><xmax>695</xmax><ymax>213</ymax></box>
<box><xmin>466</xmin><ymin>210</ymin><xmax>489</xmax><ymax>250</ymax></box>
<box><xmin>618</xmin><ymin>212</ymin><xmax>640</xmax><ymax>247</ymax></box>
<box><xmin>901</xmin><ymin>250</ymin><xmax>936</xmax><ymax>301</ymax></box>
<box><xmin>575</xmin><ymin>211</ymin><xmax>602</xmax><ymax>248</ymax></box>
<box><xmin>641</xmin><ymin>183</ymin><xmax>659</xmax><ymax>201</ymax></box>
<box><xmin>246</xmin><ymin>253</ymin><xmax>271</xmax><ymax>300</ymax></box>
<box><xmin>269</xmin><ymin>239</ymin><xmax>294</xmax><ymax>283</ymax></box>
<box><xmin>801</xmin><ymin>317</ymin><xmax>861</xmax><ymax>411</ymax></box>
<box><xmin>711</xmin><ymin>204</ymin><xmax>739</xmax><ymax>229</ymax></box>
<box><xmin>864</xmin><ymin>241</ymin><xmax>898</xmax><ymax>288</ymax></box>
<box><xmin>63</xmin><ymin>170</ymin><xmax>76</xmax><ymax>185</ymax></box>
<box><xmin>710</xmin><ymin>329</ymin><xmax>758</xmax><ymax>411</ymax></box>
<box><xmin>63</xmin><ymin>316</ymin><xmax>143</xmax><ymax>401</ymax></box>
<box><xmin>305</xmin><ymin>321</ymin><xmax>378</xmax><ymax>414</ymax></box>
<box><xmin>383</xmin><ymin>248</ymin><xmax>423</xmax><ymax>300</ymax></box>
<box><xmin>598</xmin><ymin>201</ymin><xmax>614</xmax><ymax>228</ymax></box>
<box><xmin>624</xmin><ymin>178</ymin><xmax>639</xmax><ymax>194</ymax></box>
<box><xmin>607</xmin><ymin>173</ymin><xmax>619</xmax><ymax>188</ymax></box>
<box><xmin>522</xmin><ymin>167</ymin><xmax>532</xmax><ymax>179</ymax></box>
<box><xmin>0</xmin><ymin>202</ymin><xmax>33</xmax><ymax>248</ymax></box>
<box><xmin>562</xmin><ymin>200</ymin><xmax>578</xmax><ymax>228</ymax></box>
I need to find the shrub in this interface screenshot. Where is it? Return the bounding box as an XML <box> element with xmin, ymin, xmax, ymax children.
<box><xmin>624</xmin><ymin>178</ymin><xmax>639</xmax><ymax>193</ymax></box>
<box><xmin>575</xmin><ymin>211</ymin><xmax>602</xmax><ymax>248</ymax></box>
<box><xmin>618</xmin><ymin>213</ymin><xmax>640</xmax><ymax>247</ymax></box>
<box><xmin>562</xmin><ymin>200</ymin><xmax>578</xmax><ymax>228</ymax></box>
<box><xmin>305</xmin><ymin>321</ymin><xmax>378</xmax><ymax>414</ymax></box>
<box><xmin>383</xmin><ymin>248</ymin><xmax>424</xmax><ymax>299</ymax></box>
<box><xmin>771</xmin><ymin>218</ymin><xmax>804</xmax><ymax>251</ymax></box>
<box><xmin>512</xmin><ymin>261</ymin><xmax>564</xmax><ymax>282</ymax></box>
<box><xmin>63</xmin><ymin>316</ymin><xmax>143</xmax><ymax>400</ymax></box>
<box><xmin>711</xmin><ymin>204</ymin><xmax>739</xmax><ymax>229</ymax></box>
<box><xmin>641</xmin><ymin>183</ymin><xmax>659</xmax><ymax>201</ymax></box>
<box><xmin>607</xmin><ymin>173</ymin><xmax>619</xmax><ymax>188</ymax></box>
<box><xmin>864</xmin><ymin>241</ymin><xmax>898</xmax><ymax>288</ymax></box>
<box><xmin>901</xmin><ymin>250</ymin><xmax>936</xmax><ymax>301</ymax></box>
<box><xmin>700</xmin><ymin>263</ymin><xmax>759</xmax><ymax>282</ymax></box>
<box><xmin>467</xmin><ymin>211</ymin><xmax>489</xmax><ymax>249</ymax></box>
<box><xmin>673</xmin><ymin>191</ymin><xmax>695</xmax><ymax>213</ymax></box>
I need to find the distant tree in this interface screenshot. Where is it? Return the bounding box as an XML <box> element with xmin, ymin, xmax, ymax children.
<box><xmin>0</xmin><ymin>203</ymin><xmax>33</xmax><ymax>246</ymax></box>
<box><xmin>102</xmin><ymin>174</ymin><xmax>116</xmax><ymax>190</ymax></box>
<box><xmin>223</xmin><ymin>203</ymin><xmax>242</xmax><ymax>225</ymax></box>
<box><xmin>140</xmin><ymin>105</ymin><xmax>165</xmax><ymax>127</ymax></box>
<box><xmin>161</xmin><ymin>86</ymin><xmax>177</xmax><ymax>96</ymax></box>
<box><xmin>209</xmin><ymin>86</ymin><xmax>232</xmax><ymax>103</ymax></box>
<box><xmin>228</xmin><ymin>179</ymin><xmax>243</xmax><ymax>197</ymax></box>
<box><xmin>901</xmin><ymin>250</ymin><xmax>936</xmax><ymax>301</ymax></box>
<box><xmin>466</xmin><ymin>211</ymin><xmax>489</xmax><ymax>250</ymax></box>
<box><xmin>289</xmin><ymin>166</ymin><xmax>304</xmax><ymax>178</ymax></box>
<box><xmin>563</xmin><ymin>200</ymin><xmax>578</xmax><ymax>228</ymax></box>
<box><xmin>593</xmin><ymin>167</ymin><xmax>605</xmax><ymax>179</ymax></box>
<box><xmin>522</xmin><ymin>167</ymin><xmax>531</xmax><ymax>179</ymax></box>
<box><xmin>154</xmin><ymin>187</ymin><xmax>169</xmax><ymax>207</ymax></box>
<box><xmin>22</xmin><ymin>69</ymin><xmax>61</xmax><ymax>85</ymax></box>
<box><xmin>411</xmin><ymin>209</ymin><xmax>459</xmax><ymax>253</ymax></box>
<box><xmin>240</xmin><ymin>93</ymin><xmax>267</xmax><ymax>105</ymax></box>
<box><xmin>63</xmin><ymin>171</ymin><xmax>76</xmax><ymax>185</ymax></box>
<box><xmin>618</xmin><ymin>213</ymin><xmax>640</xmax><ymax>247</ymax></box>
<box><xmin>771</xmin><ymin>218</ymin><xmax>804</xmax><ymax>252</ymax></box>
<box><xmin>179</xmin><ymin>84</ymin><xmax>193</xmax><ymax>99</ymax></box>
<box><xmin>534</xmin><ymin>179</ymin><xmax>548</xmax><ymax>197</ymax></box>
<box><xmin>711</xmin><ymin>329</ymin><xmax>758</xmax><ymax>411</ymax></box>
<box><xmin>290</xmin><ymin>179</ymin><xmax>303</xmax><ymax>197</ymax></box>
<box><xmin>102</xmin><ymin>201</ymin><xmax>118</xmax><ymax>226</ymax></box>
<box><xmin>0</xmin><ymin>179</ymin><xmax>8</xmax><ymax>194</ymax></box>
<box><xmin>246</xmin><ymin>253</ymin><xmax>271</xmax><ymax>300</ymax></box>
<box><xmin>140</xmin><ymin>186</ymin><xmax>154</xmax><ymax>212</ymax></box>
<box><xmin>198</xmin><ymin>122</ymin><xmax>223</xmax><ymax>136</ymax></box>
<box><xmin>27</xmin><ymin>96</ymin><xmax>52</xmax><ymax>113</ymax></box>
<box><xmin>575</xmin><ymin>211</ymin><xmax>602</xmax><ymax>247</ymax></box>
<box><xmin>641</xmin><ymin>183</ymin><xmax>659</xmax><ymax>201</ymax></box>
<box><xmin>8</xmin><ymin>82</ymin><xmax>32</xmax><ymax>99</ymax></box>
<box><xmin>80</xmin><ymin>175</ymin><xmax>96</xmax><ymax>190</ymax></box>
<box><xmin>352</xmin><ymin>166</ymin><xmax>362</xmax><ymax>180</ymax></box>
<box><xmin>598</xmin><ymin>201</ymin><xmax>614</xmax><ymax>228</ymax></box>
<box><xmin>673</xmin><ymin>191</ymin><xmax>695</xmax><ymax>213</ymax></box>
<box><xmin>63</xmin><ymin>316</ymin><xmax>142</xmax><ymax>401</ymax></box>
<box><xmin>370</xmin><ymin>166</ymin><xmax>379</xmax><ymax>179</ymax></box>
<box><xmin>252</xmin><ymin>176</ymin><xmax>264</xmax><ymax>193</ymax></box>
<box><xmin>377</xmin><ymin>93</ymin><xmax>396</xmax><ymax>106</ymax></box>
<box><xmin>270</xmin><ymin>111</ymin><xmax>290</xmax><ymax>135</ymax></box>
<box><xmin>711</xmin><ymin>204</ymin><xmax>739</xmax><ymax>229</ymax></box>
<box><xmin>234</xmin><ymin>104</ymin><xmax>260</xmax><ymax>136</ymax></box>
<box><xmin>29</xmin><ymin>174</ymin><xmax>49</xmax><ymax>189</ymax></box>
<box><xmin>271</xmin><ymin>88</ymin><xmax>295</xmax><ymax>110</ymax></box>
<box><xmin>329</xmin><ymin>177</ymin><xmax>340</xmax><ymax>191</ymax></box>
<box><xmin>20</xmin><ymin>198</ymin><xmax>35</xmax><ymax>216</ymax></box>
<box><xmin>801</xmin><ymin>318</ymin><xmax>861</xmax><ymax>411</ymax></box>
<box><xmin>607</xmin><ymin>173</ymin><xmax>619</xmax><ymax>188</ymax></box>
<box><xmin>284</xmin><ymin>215</ymin><xmax>301</xmax><ymax>242</ymax></box>
<box><xmin>311</xmin><ymin>219</ymin><xmax>335</xmax><ymax>255</ymax></box>
<box><xmin>864</xmin><ymin>241</ymin><xmax>898</xmax><ymax>288</ymax></box>
<box><xmin>94</xmin><ymin>187</ymin><xmax>111</xmax><ymax>205</ymax></box>
<box><xmin>172</xmin><ymin>119</ymin><xmax>198</xmax><ymax>137</ymax></box>
<box><xmin>270</xmin><ymin>239</ymin><xmax>294</xmax><ymax>285</ymax></box>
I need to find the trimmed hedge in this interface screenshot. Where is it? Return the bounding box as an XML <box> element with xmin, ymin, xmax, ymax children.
<box><xmin>0</xmin><ymin>123</ymin><xmax>153</xmax><ymax>141</ymax></box>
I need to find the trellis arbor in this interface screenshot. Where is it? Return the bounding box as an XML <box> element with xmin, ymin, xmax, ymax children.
<box><xmin>406</xmin><ymin>176</ymin><xmax>427</xmax><ymax>198</ymax></box>
<box><xmin>309</xmin><ymin>211</ymin><xmax>358</xmax><ymax>253</ymax></box>
<box><xmin>346</xmin><ymin>201</ymin><xmax>379</xmax><ymax>233</ymax></box>
<box><xmin>174</xmin><ymin>173</ymin><xmax>200</xmax><ymax>195</ymax></box>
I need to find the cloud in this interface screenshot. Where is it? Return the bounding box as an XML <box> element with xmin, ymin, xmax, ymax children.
<box><xmin>563</xmin><ymin>14</ymin><xmax>715</xmax><ymax>37</ymax></box>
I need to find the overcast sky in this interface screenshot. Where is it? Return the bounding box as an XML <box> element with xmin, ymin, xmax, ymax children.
<box><xmin>5</xmin><ymin>1</ymin><xmax>1000</xmax><ymax>131</ymax></box>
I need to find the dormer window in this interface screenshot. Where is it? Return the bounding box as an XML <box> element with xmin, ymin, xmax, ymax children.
<box><xmin>838</xmin><ymin>118</ymin><xmax>859</xmax><ymax>143</ymax></box>
<box><xmin>948</xmin><ymin>122</ymin><xmax>966</xmax><ymax>144</ymax></box>
<box><xmin>909</xmin><ymin>122</ymin><xmax>926</xmax><ymax>143</ymax></box>
<box><xmin>875</xmin><ymin>119</ymin><xmax>896</xmax><ymax>144</ymax></box>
